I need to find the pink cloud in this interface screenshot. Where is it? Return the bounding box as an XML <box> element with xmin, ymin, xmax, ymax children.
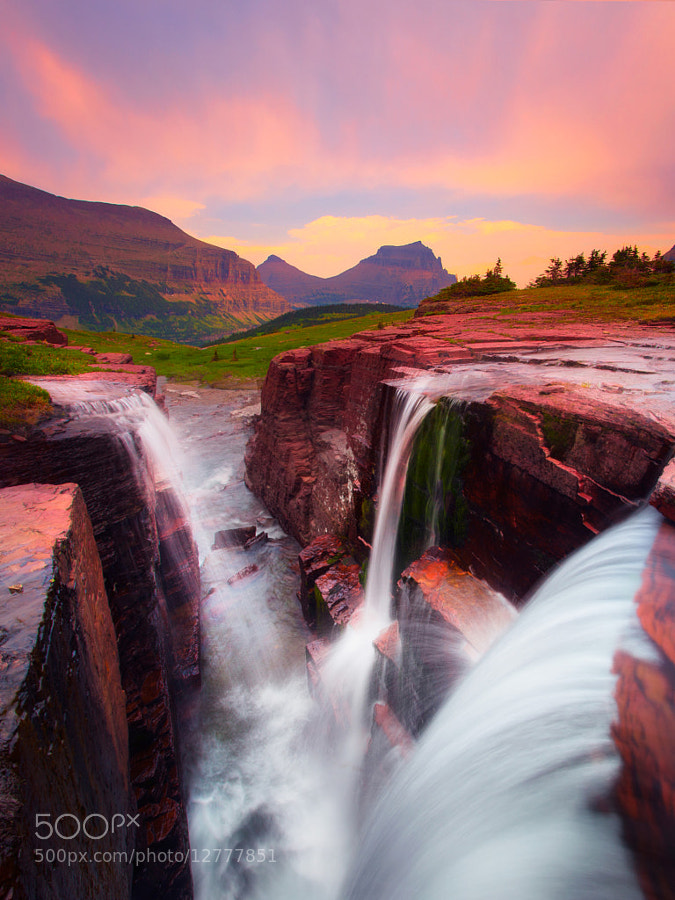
<box><xmin>2</xmin><ymin>25</ymin><xmax>325</xmax><ymax>203</ymax></box>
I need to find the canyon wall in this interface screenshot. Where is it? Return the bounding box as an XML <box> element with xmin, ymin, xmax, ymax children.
<box><xmin>246</xmin><ymin>314</ymin><xmax>675</xmax><ymax>601</ymax></box>
<box><xmin>0</xmin><ymin>381</ymin><xmax>199</xmax><ymax>899</ymax></box>
<box><xmin>248</xmin><ymin>313</ymin><xmax>675</xmax><ymax>898</ymax></box>
<box><xmin>0</xmin><ymin>483</ymin><xmax>132</xmax><ymax>900</ymax></box>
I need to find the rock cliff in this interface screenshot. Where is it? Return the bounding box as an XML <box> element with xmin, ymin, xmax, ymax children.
<box><xmin>0</xmin><ymin>484</ymin><xmax>132</xmax><ymax>900</ymax></box>
<box><xmin>0</xmin><ymin>383</ymin><xmax>199</xmax><ymax>899</ymax></box>
<box><xmin>246</xmin><ymin>312</ymin><xmax>675</xmax><ymax>600</ymax></box>
<box><xmin>0</xmin><ymin>173</ymin><xmax>287</xmax><ymax>338</ymax></box>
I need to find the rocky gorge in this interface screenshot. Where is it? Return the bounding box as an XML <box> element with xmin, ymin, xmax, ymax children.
<box><xmin>1</xmin><ymin>306</ymin><xmax>675</xmax><ymax>899</ymax></box>
<box><xmin>0</xmin><ymin>326</ymin><xmax>199</xmax><ymax>899</ymax></box>
<box><xmin>245</xmin><ymin>308</ymin><xmax>675</xmax><ymax>898</ymax></box>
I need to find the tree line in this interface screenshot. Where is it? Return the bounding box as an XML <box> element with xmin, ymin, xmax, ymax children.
<box><xmin>531</xmin><ymin>246</ymin><xmax>674</xmax><ymax>288</ymax></box>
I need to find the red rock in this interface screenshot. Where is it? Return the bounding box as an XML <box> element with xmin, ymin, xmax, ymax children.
<box><xmin>95</xmin><ymin>352</ymin><xmax>133</xmax><ymax>364</ymax></box>
<box><xmin>372</xmin><ymin>701</ymin><xmax>415</xmax><ymax>757</ymax></box>
<box><xmin>612</xmin><ymin>518</ymin><xmax>675</xmax><ymax>900</ymax></box>
<box><xmin>635</xmin><ymin>520</ymin><xmax>675</xmax><ymax>667</ymax></box>
<box><xmin>0</xmin><ymin>407</ymin><xmax>195</xmax><ymax>900</ymax></box>
<box><xmin>399</xmin><ymin>548</ymin><xmax>516</xmax><ymax>654</ymax></box>
<box><xmin>650</xmin><ymin>458</ymin><xmax>675</xmax><ymax>526</ymax></box>
<box><xmin>0</xmin><ymin>483</ymin><xmax>130</xmax><ymax>899</ymax></box>
<box><xmin>212</xmin><ymin>525</ymin><xmax>256</xmax><ymax>549</ymax></box>
<box><xmin>374</xmin><ymin>621</ymin><xmax>401</xmax><ymax>665</ymax></box>
<box><xmin>0</xmin><ymin>314</ymin><xmax>67</xmax><ymax>345</ymax></box>
<box><xmin>314</xmin><ymin>559</ymin><xmax>364</xmax><ymax>632</ymax></box>
<box><xmin>227</xmin><ymin>564</ymin><xmax>259</xmax><ymax>584</ymax></box>
<box><xmin>298</xmin><ymin>533</ymin><xmax>349</xmax><ymax>626</ymax></box>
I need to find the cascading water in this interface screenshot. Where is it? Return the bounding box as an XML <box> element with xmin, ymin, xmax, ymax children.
<box><xmin>321</xmin><ymin>385</ymin><xmax>435</xmax><ymax>728</ymax></box>
<box><xmin>341</xmin><ymin>506</ymin><xmax>662</xmax><ymax>900</ymax></box>
<box><xmin>167</xmin><ymin>387</ymin><xmax>349</xmax><ymax>900</ymax></box>
<box><xmin>48</xmin><ymin>373</ymin><xmax>666</xmax><ymax>900</ymax></box>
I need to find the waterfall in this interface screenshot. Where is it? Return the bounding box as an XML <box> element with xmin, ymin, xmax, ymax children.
<box><xmin>341</xmin><ymin>506</ymin><xmax>661</xmax><ymax>900</ymax></box>
<box><xmin>319</xmin><ymin>385</ymin><xmax>435</xmax><ymax>785</ymax></box>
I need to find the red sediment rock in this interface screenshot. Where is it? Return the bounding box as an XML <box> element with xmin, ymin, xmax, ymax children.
<box><xmin>227</xmin><ymin>564</ymin><xmax>259</xmax><ymax>584</ymax></box>
<box><xmin>212</xmin><ymin>525</ymin><xmax>256</xmax><ymax>549</ymax></box>
<box><xmin>612</xmin><ymin>518</ymin><xmax>675</xmax><ymax>900</ymax></box>
<box><xmin>0</xmin><ymin>407</ymin><xmax>195</xmax><ymax>900</ymax></box>
<box><xmin>0</xmin><ymin>483</ymin><xmax>131</xmax><ymax>899</ymax></box>
<box><xmin>0</xmin><ymin>315</ymin><xmax>67</xmax><ymax>345</ymax></box>
<box><xmin>374</xmin><ymin>621</ymin><xmax>401</xmax><ymax>665</ymax></box>
<box><xmin>314</xmin><ymin>559</ymin><xmax>364</xmax><ymax>632</ymax></box>
<box><xmin>298</xmin><ymin>533</ymin><xmax>349</xmax><ymax>626</ymax></box>
<box><xmin>372</xmin><ymin>701</ymin><xmax>415</xmax><ymax>757</ymax></box>
<box><xmin>399</xmin><ymin>547</ymin><xmax>515</xmax><ymax>655</ymax></box>
<box><xmin>95</xmin><ymin>352</ymin><xmax>134</xmax><ymax>365</ymax></box>
<box><xmin>650</xmin><ymin>458</ymin><xmax>675</xmax><ymax>526</ymax></box>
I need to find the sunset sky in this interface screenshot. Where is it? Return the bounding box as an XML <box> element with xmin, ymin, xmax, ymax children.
<box><xmin>1</xmin><ymin>0</ymin><xmax>673</xmax><ymax>286</ymax></box>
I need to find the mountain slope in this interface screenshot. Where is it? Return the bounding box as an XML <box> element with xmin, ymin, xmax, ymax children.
<box><xmin>0</xmin><ymin>174</ymin><xmax>288</xmax><ymax>341</ymax></box>
<box><xmin>664</xmin><ymin>243</ymin><xmax>675</xmax><ymax>263</ymax></box>
<box><xmin>257</xmin><ymin>241</ymin><xmax>457</xmax><ymax>307</ymax></box>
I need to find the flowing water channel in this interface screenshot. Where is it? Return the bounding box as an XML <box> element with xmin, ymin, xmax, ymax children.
<box><xmin>36</xmin><ymin>364</ymin><xmax>671</xmax><ymax>899</ymax></box>
<box><xmin>165</xmin><ymin>386</ymin><xmax>350</xmax><ymax>900</ymax></box>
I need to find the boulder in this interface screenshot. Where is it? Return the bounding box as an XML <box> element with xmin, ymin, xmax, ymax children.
<box><xmin>212</xmin><ymin>526</ymin><xmax>256</xmax><ymax>550</ymax></box>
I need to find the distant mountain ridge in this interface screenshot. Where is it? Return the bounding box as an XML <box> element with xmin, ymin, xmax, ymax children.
<box><xmin>0</xmin><ymin>174</ymin><xmax>288</xmax><ymax>341</ymax></box>
<box><xmin>257</xmin><ymin>241</ymin><xmax>457</xmax><ymax>307</ymax></box>
<box><xmin>665</xmin><ymin>243</ymin><xmax>675</xmax><ymax>263</ymax></box>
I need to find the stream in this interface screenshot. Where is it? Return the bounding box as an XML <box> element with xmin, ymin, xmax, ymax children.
<box><xmin>165</xmin><ymin>385</ymin><xmax>349</xmax><ymax>900</ymax></box>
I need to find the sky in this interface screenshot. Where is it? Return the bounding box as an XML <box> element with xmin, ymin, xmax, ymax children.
<box><xmin>1</xmin><ymin>0</ymin><xmax>674</xmax><ymax>287</ymax></box>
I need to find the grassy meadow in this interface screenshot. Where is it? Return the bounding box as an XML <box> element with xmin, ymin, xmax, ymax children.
<box><xmin>2</xmin><ymin>279</ymin><xmax>674</xmax><ymax>429</ymax></box>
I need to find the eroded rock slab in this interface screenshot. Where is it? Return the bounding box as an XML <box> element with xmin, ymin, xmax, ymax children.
<box><xmin>0</xmin><ymin>484</ymin><xmax>131</xmax><ymax>900</ymax></box>
<box><xmin>0</xmin><ymin>406</ymin><xmax>194</xmax><ymax>900</ymax></box>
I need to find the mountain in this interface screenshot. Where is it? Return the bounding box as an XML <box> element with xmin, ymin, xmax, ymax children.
<box><xmin>257</xmin><ymin>241</ymin><xmax>457</xmax><ymax>308</ymax></box>
<box><xmin>0</xmin><ymin>174</ymin><xmax>288</xmax><ymax>342</ymax></box>
<box><xmin>664</xmin><ymin>244</ymin><xmax>675</xmax><ymax>262</ymax></box>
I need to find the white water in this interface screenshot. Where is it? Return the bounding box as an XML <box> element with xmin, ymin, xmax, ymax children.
<box><xmin>321</xmin><ymin>385</ymin><xmax>435</xmax><ymax>739</ymax></box>
<box><xmin>166</xmin><ymin>387</ymin><xmax>349</xmax><ymax>900</ymax></box>
<box><xmin>342</xmin><ymin>506</ymin><xmax>661</xmax><ymax>900</ymax></box>
<box><xmin>37</xmin><ymin>376</ymin><xmax>662</xmax><ymax>899</ymax></box>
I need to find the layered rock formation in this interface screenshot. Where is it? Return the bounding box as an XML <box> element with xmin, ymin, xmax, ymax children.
<box><xmin>0</xmin><ymin>314</ymin><xmax>68</xmax><ymax>346</ymax></box>
<box><xmin>0</xmin><ymin>173</ymin><xmax>287</xmax><ymax>336</ymax></box>
<box><xmin>0</xmin><ymin>382</ymin><xmax>199</xmax><ymax>899</ymax></box>
<box><xmin>246</xmin><ymin>313</ymin><xmax>675</xmax><ymax>601</ymax></box>
<box><xmin>257</xmin><ymin>241</ymin><xmax>456</xmax><ymax>307</ymax></box>
<box><xmin>612</xmin><ymin>519</ymin><xmax>675</xmax><ymax>900</ymax></box>
<box><xmin>248</xmin><ymin>309</ymin><xmax>675</xmax><ymax>897</ymax></box>
<box><xmin>0</xmin><ymin>484</ymin><xmax>131</xmax><ymax>900</ymax></box>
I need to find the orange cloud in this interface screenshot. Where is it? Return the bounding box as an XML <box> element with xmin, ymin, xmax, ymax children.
<box><xmin>206</xmin><ymin>214</ymin><xmax>675</xmax><ymax>288</ymax></box>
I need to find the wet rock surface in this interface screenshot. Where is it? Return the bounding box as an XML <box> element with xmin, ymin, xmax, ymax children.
<box><xmin>246</xmin><ymin>314</ymin><xmax>675</xmax><ymax>603</ymax></box>
<box><xmin>613</xmin><ymin>518</ymin><xmax>675</xmax><ymax>900</ymax></box>
<box><xmin>0</xmin><ymin>393</ymin><xmax>195</xmax><ymax>900</ymax></box>
<box><xmin>0</xmin><ymin>483</ymin><xmax>131</xmax><ymax>900</ymax></box>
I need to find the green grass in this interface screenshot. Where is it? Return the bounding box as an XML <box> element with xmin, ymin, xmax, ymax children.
<box><xmin>0</xmin><ymin>377</ymin><xmax>52</xmax><ymax>429</ymax></box>
<box><xmin>419</xmin><ymin>282</ymin><xmax>675</xmax><ymax>322</ymax></box>
<box><xmin>216</xmin><ymin>302</ymin><xmax>406</xmax><ymax>343</ymax></box>
<box><xmin>63</xmin><ymin>307</ymin><xmax>415</xmax><ymax>384</ymax></box>
<box><xmin>0</xmin><ymin>338</ymin><xmax>95</xmax><ymax>377</ymax></box>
